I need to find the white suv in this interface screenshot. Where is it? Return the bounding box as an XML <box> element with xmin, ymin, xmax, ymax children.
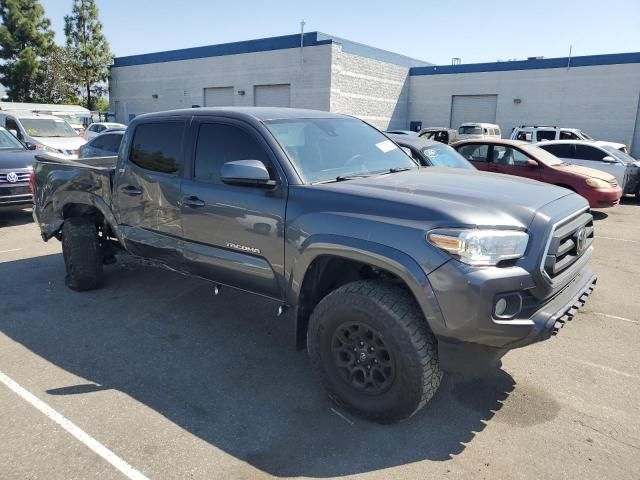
<box><xmin>510</xmin><ymin>125</ymin><xmax>628</xmax><ymax>153</ymax></box>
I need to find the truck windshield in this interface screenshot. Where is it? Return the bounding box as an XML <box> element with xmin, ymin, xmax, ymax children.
<box><xmin>266</xmin><ymin>118</ymin><xmax>417</xmax><ymax>184</ymax></box>
<box><xmin>459</xmin><ymin>125</ymin><xmax>482</xmax><ymax>135</ymax></box>
<box><xmin>21</xmin><ymin>118</ymin><xmax>78</xmax><ymax>138</ymax></box>
<box><xmin>421</xmin><ymin>144</ymin><xmax>474</xmax><ymax>169</ymax></box>
<box><xmin>0</xmin><ymin>128</ymin><xmax>26</xmax><ymax>150</ymax></box>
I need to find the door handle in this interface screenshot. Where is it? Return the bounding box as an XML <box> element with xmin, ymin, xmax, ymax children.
<box><xmin>182</xmin><ymin>195</ymin><xmax>205</xmax><ymax>208</ymax></box>
<box><xmin>120</xmin><ymin>184</ymin><xmax>142</xmax><ymax>196</ymax></box>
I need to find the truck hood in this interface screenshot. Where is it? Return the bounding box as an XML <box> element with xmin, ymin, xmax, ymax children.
<box><xmin>32</xmin><ymin>136</ymin><xmax>87</xmax><ymax>150</ymax></box>
<box><xmin>0</xmin><ymin>149</ymin><xmax>37</xmax><ymax>170</ymax></box>
<box><xmin>316</xmin><ymin>168</ymin><xmax>576</xmax><ymax>229</ymax></box>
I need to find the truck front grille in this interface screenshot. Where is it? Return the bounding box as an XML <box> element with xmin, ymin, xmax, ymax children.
<box><xmin>543</xmin><ymin>211</ymin><xmax>594</xmax><ymax>279</ymax></box>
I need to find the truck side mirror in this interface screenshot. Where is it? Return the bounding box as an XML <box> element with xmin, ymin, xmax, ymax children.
<box><xmin>221</xmin><ymin>160</ymin><xmax>276</xmax><ymax>188</ymax></box>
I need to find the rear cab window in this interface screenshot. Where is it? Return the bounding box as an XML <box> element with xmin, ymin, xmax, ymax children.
<box><xmin>129</xmin><ymin>122</ymin><xmax>185</xmax><ymax>174</ymax></box>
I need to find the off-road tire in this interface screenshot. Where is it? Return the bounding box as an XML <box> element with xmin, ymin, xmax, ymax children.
<box><xmin>307</xmin><ymin>280</ymin><xmax>442</xmax><ymax>423</ymax></box>
<box><xmin>62</xmin><ymin>217</ymin><xmax>104</xmax><ymax>291</ymax></box>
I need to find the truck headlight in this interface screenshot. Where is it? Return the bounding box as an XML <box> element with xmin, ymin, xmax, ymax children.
<box><xmin>585</xmin><ymin>177</ymin><xmax>610</xmax><ymax>189</ymax></box>
<box><xmin>428</xmin><ymin>229</ymin><xmax>529</xmax><ymax>266</ymax></box>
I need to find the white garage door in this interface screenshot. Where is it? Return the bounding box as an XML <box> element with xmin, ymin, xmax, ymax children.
<box><xmin>254</xmin><ymin>84</ymin><xmax>291</xmax><ymax>107</ymax></box>
<box><xmin>204</xmin><ymin>87</ymin><xmax>234</xmax><ymax>107</ymax></box>
<box><xmin>450</xmin><ymin>95</ymin><xmax>498</xmax><ymax>128</ymax></box>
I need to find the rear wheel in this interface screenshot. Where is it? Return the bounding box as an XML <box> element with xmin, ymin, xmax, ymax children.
<box><xmin>62</xmin><ymin>217</ymin><xmax>104</xmax><ymax>291</ymax></box>
<box><xmin>307</xmin><ymin>280</ymin><xmax>442</xmax><ymax>423</ymax></box>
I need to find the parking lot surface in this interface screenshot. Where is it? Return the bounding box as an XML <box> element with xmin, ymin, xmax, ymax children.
<box><xmin>1</xmin><ymin>202</ymin><xmax>639</xmax><ymax>480</ymax></box>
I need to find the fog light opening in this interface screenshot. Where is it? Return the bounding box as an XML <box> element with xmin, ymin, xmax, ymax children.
<box><xmin>493</xmin><ymin>293</ymin><xmax>523</xmax><ymax>319</ymax></box>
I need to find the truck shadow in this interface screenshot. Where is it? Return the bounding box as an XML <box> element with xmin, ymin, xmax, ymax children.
<box><xmin>0</xmin><ymin>253</ymin><xmax>517</xmax><ymax>477</ymax></box>
<box><xmin>0</xmin><ymin>207</ymin><xmax>33</xmax><ymax>227</ymax></box>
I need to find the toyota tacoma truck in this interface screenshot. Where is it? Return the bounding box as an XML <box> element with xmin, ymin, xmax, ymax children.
<box><xmin>32</xmin><ymin>108</ymin><xmax>597</xmax><ymax>423</ymax></box>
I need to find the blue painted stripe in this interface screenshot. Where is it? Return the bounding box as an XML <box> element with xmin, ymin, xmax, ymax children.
<box><xmin>113</xmin><ymin>31</ymin><xmax>429</xmax><ymax>68</ymax></box>
<box><xmin>409</xmin><ymin>52</ymin><xmax>640</xmax><ymax>76</ymax></box>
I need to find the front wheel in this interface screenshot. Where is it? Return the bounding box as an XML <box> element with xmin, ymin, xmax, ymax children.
<box><xmin>307</xmin><ymin>280</ymin><xmax>442</xmax><ymax>423</ymax></box>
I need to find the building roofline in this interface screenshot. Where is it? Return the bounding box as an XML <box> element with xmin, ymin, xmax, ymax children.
<box><xmin>409</xmin><ymin>52</ymin><xmax>640</xmax><ymax>76</ymax></box>
<box><xmin>112</xmin><ymin>31</ymin><xmax>430</xmax><ymax>69</ymax></box>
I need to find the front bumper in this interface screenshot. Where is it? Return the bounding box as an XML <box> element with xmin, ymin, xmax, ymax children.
<box><xmin>434</xmin><ymin>266</ymin><xmax>597</xmax><ymax>372</ymax></box>
<box><xmin>428</xmin><ymin>259</ymin><xmax>597</xmax><ymax>349</ymax></box>
<box><xmin>0</xmin><ymin>183</ymin><xmax>32</xmax><ymax>206</ymax></box>
<box><xmin>579</xmin><ymin>186</ymin><xmax>622</xmax><ymax>209</ymax></box>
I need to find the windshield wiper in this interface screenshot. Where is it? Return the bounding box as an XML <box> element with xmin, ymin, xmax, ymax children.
<box><xmin>377</xmin><ymin>166</ymin><xmax>413</xmax><ymax>175</ymax></box>
<box><xmin>313</xmin><ymin>173</ymin><xmax>373</xmax><ymax>184</ymax></box>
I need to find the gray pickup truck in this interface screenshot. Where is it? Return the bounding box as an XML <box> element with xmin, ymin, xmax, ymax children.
<box><xmin>33</xmin><ymin>108</ymin><xmax>597</xmax><ymax>423</ymax></box>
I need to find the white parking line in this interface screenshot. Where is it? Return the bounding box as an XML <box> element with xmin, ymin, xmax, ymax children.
<box><xmin>0</xmin><ymin>370</ymin><xmax>149</xmax><ymax>480</ymax></box>
<box><xmin>597</xmin><ymin>236</ymin><xmax>640</xmax><ymax>244</ymax></box>
<box><xmin>0</xmin><ymin>248</ymin><xmax>22</xmax><ymax>254</ymax></box>
<box><xmin>590</xmin><ymin>312</ymin><xmax>639</xmax><ymax>325</ymax></box>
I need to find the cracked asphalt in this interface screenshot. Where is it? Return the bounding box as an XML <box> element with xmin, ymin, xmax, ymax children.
<box><xmin>0</xmin><ymin>201</ymin><xmax>638</xmax><ymax>479</ymax></box>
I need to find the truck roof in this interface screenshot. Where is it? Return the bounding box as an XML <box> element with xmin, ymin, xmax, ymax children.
<box><xmin>136</xmin><ymin>107</ymin><xmax>351</xmax><ymax>122</ymax></box>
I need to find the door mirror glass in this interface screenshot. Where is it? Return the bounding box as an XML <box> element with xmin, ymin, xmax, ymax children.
<box><xmin>221</xmin><ymin>160</ymin><xmax>275</xmax><ymax>187</ymax></box>
<box><xmin>601</xmin><ymin>156</ymin><xmax>617</xmax><ymax>163</ymax></box>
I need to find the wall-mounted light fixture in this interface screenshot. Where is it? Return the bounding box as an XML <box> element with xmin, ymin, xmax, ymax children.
<box><xmin>237</xmin><ymin>89</ymin><xmax>245</xmax><ymax>96</ymax></box>
<box><xmin>513</xmin><ymin>98</ymin><xmax>522</xmax><ymax>104</ymax></box>
<box><xmin>151</xmin><ymin>94</ymin><xmax>159</xmax><ymax>99</ymax></box>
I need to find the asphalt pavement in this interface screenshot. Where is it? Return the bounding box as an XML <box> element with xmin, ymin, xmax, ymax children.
<box><xmin>0</xmin><ymin>201</ymin><xmax>638</xmax><ymax>480</ymax></box>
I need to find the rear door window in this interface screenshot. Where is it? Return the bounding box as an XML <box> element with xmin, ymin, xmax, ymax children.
<box><xmin>129</xmin><ymin>122</ymin><xmax>184</xmax><ymax>174</ymax></box>
<box><xmin>575</xmin><ymin>144</ymin><xmax>607</xmax><ymax>161</ymax></box>
<box><xmin>536</xmin><ymin>130</ymin><xmax>556</xmax><ymax>141</ymax></box>
<box><xmin>541</xmin><ymin>144</ymin><xmax>575</xmax><ymax>158</ymax></box>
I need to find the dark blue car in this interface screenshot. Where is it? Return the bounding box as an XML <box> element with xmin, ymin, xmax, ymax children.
<box><xmin>78</xmin><ymin>129</ymin><xmax>125</xmax><ymax>159</ymax></box>
<box><xmin>0</xmin><ymin>127</ymin><xmax>37</xmax><ymax>206</ymax></box>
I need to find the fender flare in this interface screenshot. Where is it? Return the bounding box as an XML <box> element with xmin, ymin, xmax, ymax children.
<box><xmin>45</xmin><ymin>191</ymin><xmax>125</xmax><ymax>246</ymax></box>
<box><xmin>287</xmin><ymin>234</ymin><xmax>447</xmax><ymax>345</ymax></box>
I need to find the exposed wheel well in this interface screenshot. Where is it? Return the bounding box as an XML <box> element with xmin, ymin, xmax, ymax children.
<box><xmin>295</xmin><ymin>255</ymin><xmax>414</xmax><ymax>350</ymax></box>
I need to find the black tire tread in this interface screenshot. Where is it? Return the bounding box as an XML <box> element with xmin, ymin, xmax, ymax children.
<box><xmin>308</xmin><ymin>279</ymin><xmax>442</xmax><ymax>423</ymax></box>
<box><xmin>62</xmin><ymin>217</ymin><xmax>103</xmax><ymax>291</ymax></box>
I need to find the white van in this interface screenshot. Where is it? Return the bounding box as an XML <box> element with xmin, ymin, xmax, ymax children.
<box><xmin>457</xmin><ymin>123</ymin><xmax>501</xmax><ymax>140</ymax></box>
<box><xmin>0</xmin><ymin>111</ymin><xmax>86</xmax><ymax>158</ymax></box>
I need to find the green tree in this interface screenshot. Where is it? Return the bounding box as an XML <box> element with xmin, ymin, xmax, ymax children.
<box><xmin>64</xmin><ymin>0</ymin><xmax>113</xmax><ymax>110</ymax></box>
<box><xmin>32</xmin><ymin>46</ymin><xmax>77</xmax><ymax>104</ymax></box>
<box><xmin>0</xmin><ymin>0</ymin><xmax>55</xmax><ymax>101</ymax></box>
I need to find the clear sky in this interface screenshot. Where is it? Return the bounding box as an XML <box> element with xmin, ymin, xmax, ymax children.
<box><xmin>34</xmin><ymin>0</ymin><xmax>640</xmax><ymax>65</ymax></box>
